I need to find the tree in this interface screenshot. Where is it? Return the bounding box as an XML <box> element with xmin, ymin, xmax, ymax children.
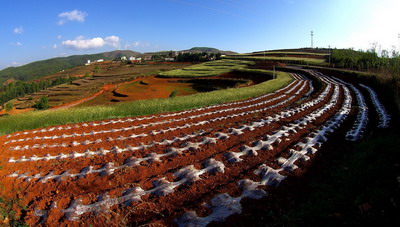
<box><xmin>34</xmin><ymin>96</ymin><xmax>49</xmax><ymax>110</ymax></box>
<box><xmin>5</xmin><ymin>102</ymin><xmax>13</xmax><ymax>112</ymax></box>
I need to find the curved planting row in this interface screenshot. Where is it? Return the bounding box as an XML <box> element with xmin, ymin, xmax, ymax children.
<box><xmin>359</xmin><ymin>83</ymin><xmax>390</xmax><ymax>128</ymax></box>
<box><xmin>0</xmin><ymin>70</ymin><xmax>390</xmax><ymax>226</ymax></box>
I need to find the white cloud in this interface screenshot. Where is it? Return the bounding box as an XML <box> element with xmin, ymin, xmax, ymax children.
<box><xmin>10</xmin><ymin>42</ymin><xmax>22</xmax><ymax>46</ymax></box>
<box><xmin>13</xmin><ymin>26</ymin><xmax>23</xmax><ymax>34</ymax></box>
<box><xmin>57</xmin><ymin>35</ymin><xmax>62</xmax><ymax>40</ymax></box>
<box><xmin>61</xmin><ymin>35</ymin><xmax>120</xmax><ymax>50</ymax></box>
<box><xmin>58</xmin><ymin>9</ymin><xmax>87</xmax><ymax>25</ymax></box>
<box><xmin>125</xmin><ymin>41</ymin><xmax>150</xmax><ymax>49</ymax></box>
<box><xmin>53</xmin><ymin>44</ymin><xmax>58</xmax><ymax>49</ymax></box>
<box><xmin>104</xmin><ymin>36</ymin><xmax>120</xmax><ymax>48</ymax></box>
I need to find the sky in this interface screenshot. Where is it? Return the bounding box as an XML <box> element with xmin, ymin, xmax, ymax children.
<box><xmin>1</xmin><ymin>0</ymin><xmax>399</xmax><ymax>69</ymax></box>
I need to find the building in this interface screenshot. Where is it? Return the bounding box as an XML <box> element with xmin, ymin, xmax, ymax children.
<box><xmin>143</xmin><ymin>55</ymin><xmax>152</xmax><ymax>61</ymax></box>
<box><xmin>129</xmin><ymin>56</ymin><xmax>142</xmax><ymax>63</ymax></box>
<box><xmin>85</xmin><ymin>60</ymin><xmax>91</xmax><ymax>65</ymax></box>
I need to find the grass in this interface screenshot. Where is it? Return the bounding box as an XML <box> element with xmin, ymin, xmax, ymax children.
<box><xmin>0</xmin><ymin>70</ymin><xmax>292</xmax><ymax>135</ymax></box>
<box><xmin>0</xmin><ymin>196</ymin><xmax>27</xmax><ymax>226</ymax></box>
<box><xmin>158</xmin><ymin>59</ymin><xmax>254</xmax><ymax>78</ymax></box>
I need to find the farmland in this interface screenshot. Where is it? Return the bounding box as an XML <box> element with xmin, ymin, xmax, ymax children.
<box><xmin>226</xmin><ymin>49</ymin><xmax>330</xmax><ymax>66</ymax></box>
<box><xmin>0</xmin><ymin>69</ymin><xmax>289</xmax><ymax>135</ymax></box>
<box><xmin>0</xmin><ymin>47</ymin><xmax>399</xmax><ymax>226</ymax></box>
<box><xmin>0</xmin><ymin>58</ymin><xmax>397</xmax><ymax>225</ymax></box>
<box><xmin>158</xmin><ymin>59</ymin><xmax>253</xmax><ymax>78</ymax></box>
<box><xmin>5</xmin><ymin>61</ymin><xmax>192</xmax><ymax>111</ymax></box>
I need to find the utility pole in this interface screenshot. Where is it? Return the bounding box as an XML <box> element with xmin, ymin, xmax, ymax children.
<box><xmin>311</xmin><ymin>31</ymin><xmax>314</xmax><ymax>49</ymax></box>
<box><xmin>328</xmin><ymin>45</ymin><xmax>331</xmax><ymax>65</ymax></box>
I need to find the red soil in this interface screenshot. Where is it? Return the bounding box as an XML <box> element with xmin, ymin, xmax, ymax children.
<box><xmin>0</xmin><ymin>70</ymin><xmax>379</xmax><ymax>226</ymax></box>
<box><xmin>0</xmin><ymin>107</ymin><xmax>34</xmax><ymax>116</ymax></box>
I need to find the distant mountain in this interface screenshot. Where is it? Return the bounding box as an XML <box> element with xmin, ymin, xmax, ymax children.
<box><xmin>145</xmin><ymin>47</ymin><xmax>237</xmax><ymax>56</ymax></box>
<box><xmin>102</xmin><ymin>50</ymin><xmax>141</xmax><ymax>59</ymax></box>
<box><xmin>0</xmin><ymin>50</ymin><xmax>141</xmax><ymax>83</ymax></box>
<box><xmin>184</xmin><ymin>47</ymin><xmax>237</xmax><ymax>55</ymax></box>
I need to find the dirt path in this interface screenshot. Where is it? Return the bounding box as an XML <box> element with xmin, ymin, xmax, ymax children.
<box><xmin>51</xmin><ymin>84</ymin><xmax>117</xmax><ymax>110</ymax></box>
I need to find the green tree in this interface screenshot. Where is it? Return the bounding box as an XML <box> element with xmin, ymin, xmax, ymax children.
<box><xmin>5</xmin><ymin>102</ymin><xmax>13</xmax><ymax>112</ymax></box>
<box><xmin>34</xmin><ymin>96</ymin><xmax>49</xmax><ymax>110</ymax></box>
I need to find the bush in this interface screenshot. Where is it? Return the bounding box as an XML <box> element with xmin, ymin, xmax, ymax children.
<box><xmin>169</xmin><ymin>90</ymin><xmax>178</xmax><ymax>98</ymax></box>
<box><xmin>33</xmin><ymin>96</ymin><xmax>49</xmax><ymax>110</ymax></box>
<box><xmin>5</xmin><ymin>102</ymin><xmax>12</xmax><ymax>112</ymax></box>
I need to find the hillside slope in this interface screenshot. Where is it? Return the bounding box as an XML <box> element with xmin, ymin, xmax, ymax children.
<box><xmin>0</xmin><ymin>50</ymin><xmax>141</xmax><ymax>83</ymax></box>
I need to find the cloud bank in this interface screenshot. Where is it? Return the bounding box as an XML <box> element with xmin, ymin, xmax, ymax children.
<box><xmin>58</xmin><ymin>9</ymin><xmax>87</xmax><ymax>25</ymax></box>
<box><xmin>61</xmin><ymin>35</ymin><xmax>120</xmax><ymax>50</ymax></box>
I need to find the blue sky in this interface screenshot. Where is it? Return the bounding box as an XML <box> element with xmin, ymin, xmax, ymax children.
<box><xmin>1</xmin><ymin>0</ymin><xmax>399</xmax><ymax>69</ymax></box>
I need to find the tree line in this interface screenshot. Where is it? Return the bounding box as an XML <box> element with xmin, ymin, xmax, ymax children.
<box><xmin>330</xmin><ymin>47</ymin><xmax>400</xmax><ymax>112</ymax></box>
<box><xmin>175</xmin><ymin>52</ymin><xmax>222</xmax><ymax>62</ymax></box>
<box><xmin>330</xmin><ymin>48</ymin><xmax>400</xmax><ymax>76</ymax></box>
<box><xmin>0</xmin><ymin>76</ymin><xmax>78</xmax><ymax>106</ymax></box>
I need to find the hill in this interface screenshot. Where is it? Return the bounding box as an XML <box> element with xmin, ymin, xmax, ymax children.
<box><xmin>144</xmin><ymin>47</ymin><xmax>237</xmax><ymax>56</ymax></box>
<box><xmin>0</xmin><ymin>50</ymin><xmax>141</xmax><ymax>83</ymax></box>
<box><xmin>182</xmin><ymin>47</ymin><xmax>237</xmax><ymax>55</ymax></box>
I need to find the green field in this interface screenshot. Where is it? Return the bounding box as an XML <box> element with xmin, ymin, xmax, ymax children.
<box><xmin>0</xmin><ymin>70</ymin><xmax>292</xmax><ymax>135</ymax></box>
<box><xmin>225</xmin><ymin>55</ymin><xmax>328</xmax><ymax>65</ymax></box>
<box><xmin>158</xmin><ymin>59</ymin><xmax>254</xmax><ymax>77</ymax></box>
<box><xmin>241</xmin><ymin>51</ymin><xmax>329</xmax><ymax>56</ymax></box>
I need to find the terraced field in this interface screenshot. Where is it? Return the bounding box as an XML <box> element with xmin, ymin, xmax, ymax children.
<box><xmin>0</xmin><ymin>69</ymin><xmax>390</xmax><ymax>226</ymax></box>
<box><xmin>12</xmin><ymin>62</ymin><xmax>190</xmax><ymax>109</ymax></box>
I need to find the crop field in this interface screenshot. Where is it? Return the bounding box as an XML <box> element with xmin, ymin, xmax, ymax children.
<box><xmin>79</xmin><ymin>76</ymin><xmax>198</xmax><ymax>106</ymax></box>
<box><xmin>0</xmin><ymin>68</ymin><xmax>392</xmax><ymax>226</ymax></box>
<box><xmin>226</xmin><ymin>55</ymin><xmax>327</xmax><ymax>65</ymax></box>
<box><xmin>158</xmin><ymin>59</ymin><xmax>253</xmax><ymax>78</ymax></box>
<box><xmin>0</xmin><ymin>70</ymin><xmax>291</xmax><ymax>135</ymax></box>
<box><xmin>11</xmin><ymin>62</ymin><xmax>191</xmax><ymax>109</ymax></box>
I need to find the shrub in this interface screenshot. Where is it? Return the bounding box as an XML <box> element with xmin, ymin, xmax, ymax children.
<box><xmin>5</xmin><ymin>102</ymin><xmax>13</xmax><ymax>112</ymax></box>
<box><xmin>33</xmin><ymin>96</ymin><xmax>49</xmax><ymax>110</ymax></box>
<box><xmin>169</xmin><ymin>90</ymin><xmax>178</xmax><ymax>98</ymax></box>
